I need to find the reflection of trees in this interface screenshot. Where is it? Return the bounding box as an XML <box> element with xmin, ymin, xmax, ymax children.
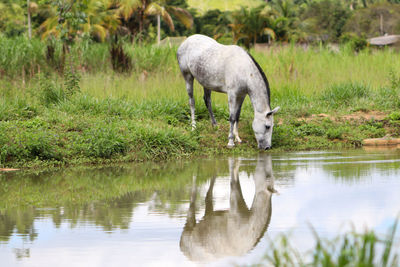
<box><xmin>0</xmin><ymin>208</ymin><xmax>38</xmax><ymax>242</ymax></box>
<box><xmin>320</xmin><ymin>152</ymin><xmax>400</xmax><ymax>182</ymax></box>
<box><xmin>49</xmin><ymin>192</ymin><xmax>145</xmax><ymax>231</ymax></box>
<box><xmin>0</xmin><ymin>158</ymin><xmax>219</xmax><ymax>244</ymax></box>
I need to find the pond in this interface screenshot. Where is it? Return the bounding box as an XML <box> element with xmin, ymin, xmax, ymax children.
<box><xmin>0</xmin><ymin>149</ymin><xmax>399</xmax><ymax>266</ymax></box>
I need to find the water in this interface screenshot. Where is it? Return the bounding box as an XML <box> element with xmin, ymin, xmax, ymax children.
<box><xmin>0</xmin><ymin>149</ymin><xmax>399</xmax><ymax>266</ymax></box>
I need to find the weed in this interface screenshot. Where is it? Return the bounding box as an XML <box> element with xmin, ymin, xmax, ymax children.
<box><xmin>296</xmin><ymin>123</ymin><xmax>325</xmax><ymax>137</ymax></box>
<box><xmin>64</xmin><ymin>56</ymin><xmax>81</xmax><ymax>96</ymax></box>
<box><xmin>359</xmin><ymin>124</ymin><xmax>386</xmax><ymax>138</ymax></box>
<box><xmin>263</xmin><ymin>221</ymin><xmax>399</xmax><ymax>267</ymax></box>
<box><xmin>388</xmin><ymin>111</ymin><xmax>400</xmax><ymax>121</ymax></box>
<box><xmin>39</xmin><ymin>74</ymin><xmax>65</xmax><ymax>106</ymax></box>
<box><xmin>326</xmin><ymin>127</ymin><xmax>346</xmax><ymax>140</ymax></box>
<box><xmin>389</xmin><ymin>69</ymin><xmax>400</xmax><ymax>90</ymax></box>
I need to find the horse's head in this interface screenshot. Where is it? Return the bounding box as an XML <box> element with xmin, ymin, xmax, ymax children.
<box><xmin>252</xmin><ymin>107</ymin><xmax>280</xmax><ymax>150</ymax></box>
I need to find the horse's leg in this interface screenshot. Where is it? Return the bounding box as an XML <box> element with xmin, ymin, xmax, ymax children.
<box><xmin>185</xmin><ymin>175</ymin><xmax>197</xmax><ymax>229</ymax></box>
<box><xmin>227</xmin><ymin>93</ymin><xmax>244</xmax><ymax>148</ymax></box>
<box><xmin>203</xmin><ymin>88</ymin><xmax>217</xmax><ymax>126</ymax></box>
<box><xmin>229</xmin><ymin>158</ymin><xmax>248</xmax><ymax>214</ymax></box>
<box><xmin>184</xmin><ymin>72</ymin><xmax>196</xmax><ymax>130</ymax></box>
<box><xmin>205</xmin><ymin>176</ymin><xmax>216</xmax><ymax>216</ymax></box>
<box><xmin>233</xmin><ymin>95</ymin><xmax>245</xmax><ymax>144</ymax></box>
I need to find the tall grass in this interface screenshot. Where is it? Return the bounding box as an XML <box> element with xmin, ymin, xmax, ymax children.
<box><xmin>263</xmin><ymin>221</ymin><xmax>399</xmax><ymax>267</ymax></box>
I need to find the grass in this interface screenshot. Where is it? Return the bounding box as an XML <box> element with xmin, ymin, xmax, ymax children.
<box><xmin>0</xmin><ymin>38</ymin><xmax>400</xmax><ymax>168</ymax></box>
<box><xmin>262</xmin><ymin>221</ymin><xmax>399</xmax><ymax>267</ymax></box>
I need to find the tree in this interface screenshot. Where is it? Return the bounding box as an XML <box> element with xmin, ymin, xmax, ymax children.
<box><xmin>300</xmin><ymin>0</ymin><xmax>350</xmax><ymax>43</ymax></box>
<box><xmin>344</xmin><ymin>2</ymin><xmax>400</xmax><ymax>37</ymax></box>
<box><xmin>39</xmin><ymin>0</ymin><xmax>120</xmax><ymax>44</ymax></box>
<box><xmin>115</xmin><ymin>0</ymin><xmax>192</xmax><ymax>43</ymax></box>
<box><xmin>229</xmin><ymin>5</ymin><xmax>276</xmax><ymax>48</ymax></box>
<box><xmin>270</xmin><ymin>0</ymin><xmax>305</xmax><ymax>42</ymax></box>
<box><xmin>145</xmin><ymin>0</ymin><xmax>193</xmax><ymax>44</ymax></box>
<box><xmin>0</xmin><ymin>1</ymin><xmax>26</xmax><ymax>37</ymax></box>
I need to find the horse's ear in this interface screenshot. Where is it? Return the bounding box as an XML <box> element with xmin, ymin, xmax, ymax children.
<box><xmin>266</xmin><ymin>107</ymin><xmax>280</xmax><ymax>117</ymax></box>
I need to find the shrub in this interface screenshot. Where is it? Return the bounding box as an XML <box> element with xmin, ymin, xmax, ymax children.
<box><xmin>340</xmin><ymin>33</ymin><xmax>367</xmax><ymax>52</ymax></box>
<box><xmin>296</xmin><ymin>123</ymin><xmax>325</xmax><ymax>137</ymax></box>
<box><xmin>326</xmin><ymin>127</ymin><xmax>345</xmax><ymax>140</ymax></box>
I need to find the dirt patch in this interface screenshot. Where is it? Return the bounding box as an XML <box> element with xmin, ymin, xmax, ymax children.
<box><xmin>0</xmin><ymin>168</ymin><xmax>19</xmax><ymax>172</ymax></box>
<box><xmin>341</xmin><ymin>111</ymin><xmax>387</xmax><ymax>121</ymax></box>
<box><xmin>297</xmin><ymin>111</ymin><xmax>387</xmax><ymax>122</ymax></box>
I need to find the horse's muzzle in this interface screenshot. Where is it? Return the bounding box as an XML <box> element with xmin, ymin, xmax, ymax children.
<box><xmin>258</xmin><ymin>142</ymin><xmax>271</xmax><ymax>150</ymax></box>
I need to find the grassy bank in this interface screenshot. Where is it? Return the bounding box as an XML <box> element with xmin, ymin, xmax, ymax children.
<box><xmin>1</xmin><ymin>39</ymin><xmax>400</xmax><ymax>168</ymax></box>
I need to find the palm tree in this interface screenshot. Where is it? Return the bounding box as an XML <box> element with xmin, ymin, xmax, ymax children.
<box><xmin>39</xmin><ymin>0</ymin><xmax>120</xmax><ymax>43</ymax></box>
<box><xmin>271</xmin><ymin>0</ymin><xmax>303</xmax><ymax>42</ymax></box>
<box><xmin>229</xmin><ymin>5</ymin><xmax>276</xmax><ymax>48</ymax></box>
<box><xmin>115</xmin><ymin>0</ymin><xmax>193</xmax><ymax>43</ymax></box>
<box><xmin>146</xmin><ymin>0</ymin><xmax>193</xmax><ymax>44</ymax></box>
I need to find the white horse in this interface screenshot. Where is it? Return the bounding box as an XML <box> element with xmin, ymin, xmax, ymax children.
<box><xmin>177</xmin><ymin>34</ymin><xmax>279</xmax><ymax>149</ymax></box>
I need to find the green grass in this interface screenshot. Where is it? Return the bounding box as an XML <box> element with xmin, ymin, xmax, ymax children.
<box><xmin>262</xmin><ymin>221</ymin><xmax>399</xmax><ymax>267</ymax></box>
<box><xmin>0</xmin><ymin>39</ymin><xmax>400</xmax><ymax>168</ymax></box>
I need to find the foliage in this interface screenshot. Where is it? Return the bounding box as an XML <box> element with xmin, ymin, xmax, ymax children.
<box><xmin>340</xmin><ymin>32</ymin><xmax>368</xmax><ymax>52</ymax></box>
<box><xmin>300</xmin><ymin>0</ymin><xmax>350</xmax><ymax>42</ymax></box>
<box><xmin>388</xmin><ymin>111</ymin><xmax>400</xmax><ymax>121</ymax></box>
<box><xmin>344</xmin><ymin>2</ymin><xmax>400</xmax><ymax>37</ymax></box>
<box><xmin>0</xmin><ymin>0</ymin><xmax>26</xmax><ymax>37</ymax></box>
<box><xmin>0</xmin><ymin>43</ymin><xmax>399</xmax><ymax>167</ymax></box>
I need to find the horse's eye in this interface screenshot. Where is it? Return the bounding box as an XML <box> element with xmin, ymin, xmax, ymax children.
<box><xmin>266</xmin><ymin>125</ymin><xmax>271</xmax><ymax>130</ymax></box>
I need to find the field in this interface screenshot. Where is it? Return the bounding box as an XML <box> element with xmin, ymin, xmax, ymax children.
<box><xmin>187</xmin><ymin>0</ymin><xmax>263</xmax><ymax>13</ymax></box>
<box><xmin>1</xmin><ymin>37</ymin><xmax>400</xmax><ymax>168</ymax></box>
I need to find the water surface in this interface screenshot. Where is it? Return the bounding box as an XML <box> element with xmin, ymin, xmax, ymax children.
<box><xmin>0</xmin><ymin>149</ymin><xmax>399</xmax><ymax>266</ymax></box>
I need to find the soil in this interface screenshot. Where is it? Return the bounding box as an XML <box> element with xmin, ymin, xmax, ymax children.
<box><xmin>297</xmin><ymin>111</ymin><xmax>387</xmax><ymax>122</ymax></box>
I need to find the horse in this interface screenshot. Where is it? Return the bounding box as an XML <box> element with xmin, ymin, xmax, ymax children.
<box><xmin>177</xmin><ymin>34</ymin><xmax>279</xmax><ymax>150</ymax></box>
<box><xmin>179</xmin><ymin>155</ymin><xmax>275</xmax><ymax>262</ymax></box>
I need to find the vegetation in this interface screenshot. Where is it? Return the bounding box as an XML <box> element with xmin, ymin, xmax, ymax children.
<box><xmin>0</xmin><ymin>1</ymin><xmax>399</xmax><ymax>265</ymax></box>
<box><xmin>0</xmin><ymin>0</ymin><xmax>400</xmax><ymax>168</ymax></box>
<box><xmin>1</xmin><ymin>0</ymin><xmax>400</xmax><ymax>47</ymax></box>
<box><xmin>263</xmin><ymin>221</ymin><xmax>399</xmax><ymax>267</ymax></box>
<box><xmin>0</xmin><ymin>39</ymin><xmax>399</xmax><ymax>168</ymax></box>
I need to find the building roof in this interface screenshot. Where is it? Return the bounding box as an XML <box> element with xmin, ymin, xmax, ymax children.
<box><xmin>368</xmin><ymin>35</ymin><xmax>400</xmax><ymax>46</ymax></box>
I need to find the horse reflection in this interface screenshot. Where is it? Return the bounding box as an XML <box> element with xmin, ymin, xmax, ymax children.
<box><xmin>180</xmin><ymin>155</ymin><xmax>275</xmax><ymax>262</ymax></box>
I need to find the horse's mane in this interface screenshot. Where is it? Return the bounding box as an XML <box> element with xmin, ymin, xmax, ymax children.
<box><xmin>247</xmin><ymin>53</ymin><xmax>271</xmax><ymax>106</ymax></box>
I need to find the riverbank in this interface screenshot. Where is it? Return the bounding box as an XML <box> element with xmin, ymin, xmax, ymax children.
<box><xmin>1</xmin><ymin>44</ymin><xmax>400</xmax><ymax>169</ymax></box>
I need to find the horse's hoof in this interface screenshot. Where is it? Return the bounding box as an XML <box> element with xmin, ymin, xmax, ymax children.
<box><xmin>227</xmin><ymin>142</ymin><xmax>235</xmax><ymax>148</ymax></box>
